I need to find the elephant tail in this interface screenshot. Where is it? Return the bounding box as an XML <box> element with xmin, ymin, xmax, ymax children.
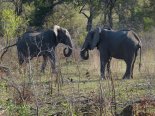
<box><xmin>138</xmin><ymin>44</ymin><xmax>142</xmax><ymax>72</ymax></box>
<box><xmin>137</xmin><ymin>39</ymin><xmax>142</xmax><ymax>72</ymax></box>
<box><xmin>136</xmin><ymin>38</ymin><xmax>142</xmax><ymax>72</ymax></box>
<box><xmin>132</xmin><ymin>30</ymin><xmax>142</xmax><ymax>71</ymax></box>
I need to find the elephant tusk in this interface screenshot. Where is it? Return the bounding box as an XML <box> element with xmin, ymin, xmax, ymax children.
<box><xmin>67</xmin><ymin>46</ymin><xmax>73</xmax><ymax>50</ymax></box>
<box><xmin>80</xmin><ymin>48</ymin><xmax>89</xmax><ymax>60</ymax></box>
<box><xmin>80</xmin><ymin>48</ymin><xmax>85</xmax><ymax>52</ymax></box>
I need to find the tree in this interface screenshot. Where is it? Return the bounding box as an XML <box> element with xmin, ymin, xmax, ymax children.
<box><xmin>115</xmin><ymin>0</ymin><xmax>155</xmax><ymax>30</ymax></box>
<box><xmin>74</xmin><ymin>0</ymin><xmax>102</xmax><ymax>31</ymax></box>
<box><xmin>13</xmin><ymin>0</ymin><xmax>23</xmax><ymax>15</ymax></box>
<box><xmin>79</xmin><ymin>4</ymin><xmax>94</xmax><ymax>31</ymax></box>
<box><xmin>31</xmin><ymin>0</ymin><xmax>65</xmax><ymax>26</ymax></box>
<box><xmin>99</xmin><ymin>0</ymin><xmax>117</xmax><ymax>28</ymax></box>
<box><xmin>1</xmin><ymin>8</ymin><xmax>28</xmax><ymax>44</ymax></box>
<box><xmin>1</xmin><ymin>0</ymin><xmax>23</xmax><ymax>15</ymax></box>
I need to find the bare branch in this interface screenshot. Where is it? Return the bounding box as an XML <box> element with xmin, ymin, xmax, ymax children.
<box><xmin>0</xmin><ymin>65</ymin><xmax>11</xmax><ymax>76</ymax></box>
<box><xmin>79</xmin><ymin>5</ymin><xmax>89</xmax><ymax>19</ymax></box>
<box><xmin>0</xmin><ymin>43</ymin><xmax>17</xmax><ymax>61</ymax></box>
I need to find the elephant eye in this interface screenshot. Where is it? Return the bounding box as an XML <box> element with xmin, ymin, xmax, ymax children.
<box><xmin>63</xmin><ymin>30</ymin><xmax>66</xmax><ymax>33</ymax></box>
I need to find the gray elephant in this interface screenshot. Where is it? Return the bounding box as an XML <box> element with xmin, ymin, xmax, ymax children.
<box><xmin>1</xmin><ymin>25</ymin><xmax>73</xmax><ymax>74</ymax></box>
<box><xmin>80</xmin><ymin>27</ymin><xmax>142</xmax><ymax>79</ymax></box>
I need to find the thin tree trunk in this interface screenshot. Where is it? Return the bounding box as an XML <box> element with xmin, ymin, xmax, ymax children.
<box><xmin>79</xmin><ymin>0</ymin><xmax>95</xmax><ymax>32</ymax></box>
<box><xmin>14</xmin><ymin>0</ymin><xmax>23</xmax><ymax>16</ymax></box>
<box><xmin>87</xmin><ymin>6</ymin><xmax>93</xmax><ymax>31</ymax></box>
<box><xmin>108</xmin><ymin>6</ymin><xmax>113</xmax><ymax>28</ymax></box>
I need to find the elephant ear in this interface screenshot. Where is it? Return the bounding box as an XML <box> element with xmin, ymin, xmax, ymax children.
<box><xmin>53</xmin><ymin>25</ymin><xmax>61</xmax><ymax>37</ymax></box>
<box><xmin>90</xmin><ymin>27</ymin><xmax>101</xmax><ymax>49</ymax></box>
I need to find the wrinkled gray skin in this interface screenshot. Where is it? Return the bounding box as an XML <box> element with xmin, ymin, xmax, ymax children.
<box><xmin>80</xmin><ymin>27</ymin><xmax>142</xmax><ymax>79</ymax></box>
<box><xmin>17</xmin><ymin>25</ymin><xmax>73</xmax><ymax>74</ymax></box>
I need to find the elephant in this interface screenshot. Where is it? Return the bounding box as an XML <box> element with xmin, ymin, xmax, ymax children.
<box><xmin>1</xmin><ymin>25</ymin><xmax>73</xmax><ymax>74</ymax></box>
<box><xmin>80</xmin><ymin>27</ymin><xmax>142</xmax><ymax>79</ymax></box>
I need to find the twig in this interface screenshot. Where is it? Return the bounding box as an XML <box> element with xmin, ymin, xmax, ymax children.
<box><xmin>79</xmin><ymin>5</ymin><xmax>89</xmax><ymax>19</ymax></box>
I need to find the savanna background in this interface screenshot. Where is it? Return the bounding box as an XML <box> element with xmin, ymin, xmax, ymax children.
<box><xmin>0</xmin><ymin>0</ymin><xmax>155</xmax><ymax>115</ymax></box>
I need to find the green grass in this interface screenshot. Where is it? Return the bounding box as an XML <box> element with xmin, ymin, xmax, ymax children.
<box><xmin>0</xmin><ymin>51</ymin><xmax>155</xmax><ymax>115</ymax></box>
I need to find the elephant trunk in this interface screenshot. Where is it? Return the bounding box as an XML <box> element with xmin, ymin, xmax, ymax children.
<box><xmin>63</xmin><ymin>37</ymin><xmax>73</xmax><ymax>57</ymax></box>
<box><xmin>63</xmin><ymin>46</ymin><xmax>72</xmax><ymax>57</ymax></box>
<box><xmin>80</xmin><ymin>49</ymin><xmax>89</xmax><ymax>60</ymax></box>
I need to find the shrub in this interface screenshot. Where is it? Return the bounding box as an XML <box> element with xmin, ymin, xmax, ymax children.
<box><xmin>1</xmin><ymin>8</ymin><xmax>28</xmax><ymax>44</ymax></box>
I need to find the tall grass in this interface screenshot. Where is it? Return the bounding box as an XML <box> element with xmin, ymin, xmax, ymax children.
<box><xmin>0</xmin><ymin>30</ymin><xmax>155</xmax><ymax>115</ymax></box>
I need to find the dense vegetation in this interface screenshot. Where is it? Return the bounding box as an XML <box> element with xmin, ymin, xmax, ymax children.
<box><xmin>0</xmin><ymin>0</ymin><xmax>155</xmax><ymax>42</ymax></box>
<box><xmin>0</xmin><ymin>0</ymin><xmax>155</xmax><ymax>115</ymax></box>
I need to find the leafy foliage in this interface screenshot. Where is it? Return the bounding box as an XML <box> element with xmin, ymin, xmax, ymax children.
<box><xmin>0</xmin><ymin>8</ymin><xmax>28</xmax><ymax>42</ymax></box>
<box><xmin>23</xmin><ymin>2</ymin><xmax>36</xmax><ymax>26</ymax></box>
<box><xmin>143</xmin><ymin>17</ymin><xmax>154</xmax><ymax>30</ymax></box>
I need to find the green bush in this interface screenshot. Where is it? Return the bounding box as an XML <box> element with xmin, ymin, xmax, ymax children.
<box><xmin>143</xmin><ymin>17</ymin><xmax>154</xmax><ymax>31</ymax></box>
<box><xmin>44</xmin><ymin>4</ymin><xmax>87</xmax><ymax>46</ymax></box>
<box><xmin>6</xmin><ymin>100</ymin><xmax>31</xmax><ymax>116</ymax></box>
<box><xmin>23</xmin><ymin>2</ymin><xmax>36</xmax><ymax>26</ymax></box>
<box><xmin>1</xmin><ymin>8</ymin><xmax>28</xmax><ymax>43</ymax></box>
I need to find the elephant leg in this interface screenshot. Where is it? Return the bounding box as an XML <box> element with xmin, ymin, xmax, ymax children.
<box><xmin>123</xmin><ymin>54</ymin><xmax>135</xmax><ymax>79</ymax></box>
<box><xmin>48</xmin><ymin>51</ymin><xmax>57</xmax><ymax>74</ymax></box>
<box><xmin>123</xmin><ymin>62</ymin><xmax>132</xmax><ymax>79</ymax></box>
<box><xmin>100</xmin><ymin>61</ymin><xmax>106</xmax><ymax>79</ymax></box>
<box><xmin>106</xmin><ymin>58</ymin><xmax>112</xmax><ymax>78</ymax></box>
<box><xmin>41</xmin><ymin>55</ymin><xmax>48</xmax><ymax>73</ymax></box>
<box><xmin>100</xmin><ymin>58</ymin><xmax>109</xmax><ymax>80</ymax></box>
<box><xmin>131</xmin><ymin>53</ymin><xmax>137</xmax><ymax>79</ymax></box>
<box><xmin>100</xmin><ymin>51</ymin><xmax>109</xmax><ymax>80</ymax></box>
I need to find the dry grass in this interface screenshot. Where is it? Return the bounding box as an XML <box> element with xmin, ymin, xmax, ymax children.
<box><xmin>0</xmin><ymin>31</ymin><xmax>155</xmax><ymax>115</ymax></box>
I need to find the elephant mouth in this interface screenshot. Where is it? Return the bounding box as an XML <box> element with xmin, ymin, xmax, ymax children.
<box><xmin>63</xmin><ymin>46</ymin><xmax>72</xmax><ymax>57</ymax></box>
<box><xmin>80</xmin><ymin>48</ymin><xmax>89</xmax><ymax>60</ymax></box>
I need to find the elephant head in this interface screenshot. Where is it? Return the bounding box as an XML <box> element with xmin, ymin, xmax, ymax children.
<box><xmin>54</xmin><ymin>25</ymin><xmax>73</xmax><ymax>57</ymax></box>
<box><xmin>80</xmin><ymin>27</ymin><xmax>101</xmax><ymax>60</ymax></box>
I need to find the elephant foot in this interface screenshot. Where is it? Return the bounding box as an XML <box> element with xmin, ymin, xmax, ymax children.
<box><xmin>100</xmin><ymin>76</ymin><xmax>106</xmax><ymax>80</ymax></box>
<box><xmin>122</xmin><ymin>75</ymin><xmax>131</xmax><ymax>79</ymax></box>
<box><xmin>106</xmin><ymin>75</ymin><xmax>111</xmax><ymax>79</ymax></box>
<box><xmin>123</xmin><ymin>78</ymin><xmax>130</xmax><ymax>80</ymax></box>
